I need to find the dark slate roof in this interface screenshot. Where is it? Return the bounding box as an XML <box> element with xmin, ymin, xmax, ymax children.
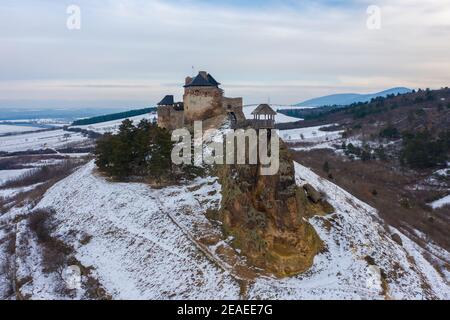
<box><xmin>207</xmin><ymin>74</ymin><xmax>220</xmax><ymax>86</ymax></box>
<box><xmin>184</xmin><ymin>72</ymin><xmax>220</xmax><ymax>87</ymax></box>
<box><xmin>157</xmin><ymin>95</ymin><xmax>174</xmax><ymax>106</ymax></box>
<box><xmin>251</xmin><ymin>104</ymin><xmax>277</xmax><ymax>116</ymax></box>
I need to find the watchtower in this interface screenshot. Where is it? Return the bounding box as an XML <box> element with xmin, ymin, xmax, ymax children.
<box><xmin>250</xmin><ymin>104</ymin><xmax>276</xmax><ymax>129</ymax></box>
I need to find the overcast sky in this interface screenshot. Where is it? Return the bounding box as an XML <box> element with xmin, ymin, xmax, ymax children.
<box><xmin>1</xmin><ymin>0</ymin><xmax>449</xmax><ymax>109</ymax></box>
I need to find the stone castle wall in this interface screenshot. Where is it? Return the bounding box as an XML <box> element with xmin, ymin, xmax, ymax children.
<box><xmin>183</xmin><ymin>86</ymin><xmax>225</xmax><ymax>124</ymax></box>
<box><xmin>157</xmin><ymin>73</ymin><xmax>245</xmax><ymax>129</ymax></box>
<box><xmin>157</xmin><ymin>105</ymin><xmax>184</xmax><ymax>130</ymax></box>
<box><xmin>222</xmin><ymin>96</ymin><xmax>245</xmax><ymax>123</ymax></box>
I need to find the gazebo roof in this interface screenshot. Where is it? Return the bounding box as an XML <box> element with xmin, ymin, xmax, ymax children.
<box><xmin>251</xmin><ymin>104</ymin><xmax>277</xmax><ymax>116</ymax></box>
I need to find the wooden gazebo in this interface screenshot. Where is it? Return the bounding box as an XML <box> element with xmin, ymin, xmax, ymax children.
<box><xmin>250</xmin><ymin>104</ymin><xmax>276</xmax><ymax>129</ymax></box>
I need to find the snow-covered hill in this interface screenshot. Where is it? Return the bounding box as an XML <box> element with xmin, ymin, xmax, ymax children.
<box><xmin>2</xmin><ymin>157</ymin><xmax>448</xmax><ymax>299</ymax></box>
<box><xmin>0</xmin><ymin>129</ymin><xmax>90</xmax><ymax>153</ymax></box>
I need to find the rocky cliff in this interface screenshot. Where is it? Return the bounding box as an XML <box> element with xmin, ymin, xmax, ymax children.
<box><xmin>216</xmin><ymin>142</ymin><xmax>333</xmax><ymax>277</ymax></box>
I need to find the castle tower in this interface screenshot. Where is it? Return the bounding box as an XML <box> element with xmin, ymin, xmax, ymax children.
<box><xmin>183</xmin><ymin>71</ymin><xmax>225</xmax><ymax>123</ymax></box>
<box><xmin>157</xmin><ymin>95</ymin><xmax>184</xmax><ymax>130</ymax></box>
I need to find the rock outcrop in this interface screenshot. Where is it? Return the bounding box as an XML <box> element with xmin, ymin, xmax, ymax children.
<box><xmin>216</xmin><ymin>142</ymin><xmax>332</xmax><ymax>277</ymax></box>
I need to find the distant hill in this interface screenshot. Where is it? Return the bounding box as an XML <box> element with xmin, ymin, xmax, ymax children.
<box><xmin>279</xmin><ymin>88</ymin><xmax>450</xmax><ymax>134</ymax></box>
<box><xmin>295</xmin><ymin>87</ymin><xmax>412</xmax><ymax>107</ymax></box>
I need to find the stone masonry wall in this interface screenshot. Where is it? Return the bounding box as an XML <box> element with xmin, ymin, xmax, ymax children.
<box><xmin>183</xmin><ymin>87</ymin><xmax>225</xmax><ymax>124</ymax></box>
<box><xmin>157</xmin><ymin>106</ymin><xmax>184</xmax><ymax>130</ymax></box>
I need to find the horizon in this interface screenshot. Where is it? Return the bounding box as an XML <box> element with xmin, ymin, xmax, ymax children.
<box><xmin>0</xmin><ymin>86</ymin><xmax>415</xmax><ymax>111</ymax></box>
<box><xmin>1</xmin><ymin>0</ymin><xmax>450</xmax><ymax>109</ymax></box>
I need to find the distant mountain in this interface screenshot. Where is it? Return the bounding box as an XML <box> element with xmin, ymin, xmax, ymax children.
<box><xmin>295</xmin><ymin>87</ymin><xmax>412</xmax><ymax>107</ymax></box>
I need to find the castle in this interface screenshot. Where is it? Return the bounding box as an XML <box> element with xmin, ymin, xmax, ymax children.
<box><xmin>157</xmin><ymin>71</ymin><xmax>245</xmax><ymax>130</ymax></box>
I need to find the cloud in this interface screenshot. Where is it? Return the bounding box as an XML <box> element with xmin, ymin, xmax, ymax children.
<box><xmin>0</xmin><ymin>0</ymin><xmax>449</xmax><ymax>107</ymax></box>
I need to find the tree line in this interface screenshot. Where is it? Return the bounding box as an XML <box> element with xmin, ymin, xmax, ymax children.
<box><xmin>72</xmin><ymin>107</ymin><xmax>156</xmax><ymax>126</ymax></box>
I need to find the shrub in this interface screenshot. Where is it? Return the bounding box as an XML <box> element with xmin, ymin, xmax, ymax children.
<box><xmin>375</xmin><ymin>146</ymin><xmax>387</xmax><ymax>161</ymax></box>
<box><xmin>379</xmin><ymin>126</ymin><xmax>400</xmax><ymax>139</ymax></box>
<box><xmin>361</xmin><ymin>150</ymin><xmax>371</xmax><ymax>162</ymax></box>
<box><xmin>28</xmin><ymin>208</ymin><xmax>74</xmax><ymax>274</ymax></box>
<box><xmin>322</xmin><ymin>161</ymin><xmax>330</xmax><ymax>173</ymax></box>
<box><xmin>28</xmin><ymin>208</ymin><xmax>54</xmax><ymax>243</ymax></box>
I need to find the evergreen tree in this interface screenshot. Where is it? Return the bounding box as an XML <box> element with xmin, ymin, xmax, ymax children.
<box><xmin>322</xmin><ymin>161</ymin><xmax>330</xmax><ymax>173</ymax></box>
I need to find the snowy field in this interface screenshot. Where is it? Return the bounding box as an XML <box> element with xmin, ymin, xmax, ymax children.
<box><xmin>1</xmin><ymin>119</ymin><xmax>70</xmax><ymax>126</ymax></box>
<box><xmin>430</xmin><ymin>194</ymin><xmax>450</xmax><ymax>209</ymax></box>
<box><xmin>0</xmin><ymin>124</ymin><xmax>44</xmax><ymax>135</ymax></box>
<box><xmin>279</xmin><ymin>124</ymin><xmax>343</xmax><ymax>143</ymax></box>
<box><xmin>0</xmin><ymin>168</ymin><xmax>35</xmax><ymax>186</ymax></box>
<box><xmin>71</xmin><ymin>114</ymin><xmax>157</xmax><ymax>134</ymax></box>
<box><xmin>0</xmin><ymin>183</ymin><xmax>42</xmax><ymax>199</ymax></box>
<box><xmin>243</xmin><ymin>105</ymin><xmax>301</xmax><ymax>123</ymax></box>
<box><xmin>0</xmin><ymin>129</ymin><xmax>90</xmax><ymax>153</ymax></box>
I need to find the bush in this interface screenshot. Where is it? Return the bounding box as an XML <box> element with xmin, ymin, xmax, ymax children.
<box><xmin>28</xmin><ymin>208</ymin><xmax>54</xmax><ymax>243</ymax></box>
<box><xmin>28</xmin><ymin>208</ymin><xmax>73</xmax><ymax>274</ymax></box>
<box><xmin>375</xmin><ymin>146</ymin><xmax>387</xmax><ymax>161</ymax></box>
<box><xmin>322</xmin><ymin>161</ymin><xmax>330</xmax><ymax>173</ymax></box>
<box><xmin>361</xmin><ymin>150</ymin><xmax>371</xmax><ymax>162</ymax></box>
<box><xmin>345</xmin><ymin>143</ymin><xmax>362</xmax><ymax>157</ymax></box>
<box><xmin>379</xmin><ymin>126</ymin><xmax>400</xmax><ymax>139</ymax></box>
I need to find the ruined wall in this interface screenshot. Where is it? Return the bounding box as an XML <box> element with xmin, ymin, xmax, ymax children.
<box><xmin>157</xmin><ymin>106</ymin><xmax>184</xmax><ymax>130</ymax></box>
<box><xmin>222</xmin><ymin>97</ymin><xmax>245</xmax><ymax>124</ymax></box>
<box><xmin>183</xmin><ymin>87</ymin><xmax>225</xmax><ymax>123</ymax></box>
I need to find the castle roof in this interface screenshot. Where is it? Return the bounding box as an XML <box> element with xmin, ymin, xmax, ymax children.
<box><xmin>206</xmin><ymin>73</ymin><xmax>220</xmax><ymax>86</ymax></box>
<box><xmin>251</xmin><ymin>104</ymin><xmax>277</xmax><ymax>116</ymax></box>
<box><xmin>157</xmin><ymin>95</ymin><xmax>174</xmax><ymax>106</ymax></box>
<box><xmin>184</xmin><ymin>71</ymin><xmax>221</xmax><ymax>88</ymax></box>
